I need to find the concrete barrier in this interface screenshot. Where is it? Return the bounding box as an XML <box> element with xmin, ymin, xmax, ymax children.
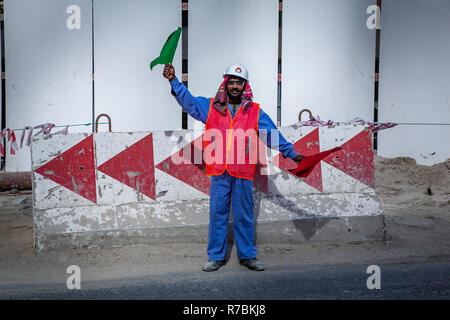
<box><xmin>31</xmin><ymin>125</ymin><xmax>384</xmax><ymax>252</ymax></box>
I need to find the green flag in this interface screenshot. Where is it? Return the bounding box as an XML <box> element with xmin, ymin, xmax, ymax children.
<box><xmin>150</xmin><ymin>27</ymin><xmax>182</xmax><ymax>70</ymax></box>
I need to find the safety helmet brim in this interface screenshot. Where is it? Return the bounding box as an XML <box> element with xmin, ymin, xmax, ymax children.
<box><xmin>223</xmin><ymin>63</ymin><xmax>249</xmax><ymax>81</ymax></box>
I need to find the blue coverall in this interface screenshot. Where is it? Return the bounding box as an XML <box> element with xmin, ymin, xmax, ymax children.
<box><xmin>170</xmin><ymin>77</ymin><xmax>298</xmax><ymax>260</ymax></box>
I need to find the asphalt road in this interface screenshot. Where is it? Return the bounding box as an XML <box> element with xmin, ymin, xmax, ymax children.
<box><xmin>1</xmin><ymin>261</ymin><xmax>449</xmax><ymax>300</ymax></box>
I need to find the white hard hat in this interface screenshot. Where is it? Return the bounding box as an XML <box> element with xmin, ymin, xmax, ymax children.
<box><xmin>223</xmin><ymin>63</ymin><xmax>249</xmax><ymax>81</ymax></box>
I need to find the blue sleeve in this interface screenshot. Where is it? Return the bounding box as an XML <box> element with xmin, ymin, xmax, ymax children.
<box><xmin>258</xmin><ymin>108</ymin><xmax>299</xmax><ymax>160</ymax></box>
<box><xmin>169</xmin><ymin>77</ymin><xmax>211</xmax><ymax>124</ymax></box>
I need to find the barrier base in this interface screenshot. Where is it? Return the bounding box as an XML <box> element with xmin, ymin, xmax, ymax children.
<box><xmin>33</xmin><ymin>194</ymin><xmax>385</xmax><ymax>252</ymax></box>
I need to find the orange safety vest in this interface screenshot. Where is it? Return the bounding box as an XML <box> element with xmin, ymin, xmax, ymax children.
<box><xmin>204</xmin><ymin>98</ymin><xmax>260</xmax><ymax>180</ymax></box>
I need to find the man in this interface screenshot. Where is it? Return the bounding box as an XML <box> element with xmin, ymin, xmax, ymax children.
<box><xmin>163</xmin><ymin>63</ymin><xmax>304</xmax><ymax>272</ymax></box>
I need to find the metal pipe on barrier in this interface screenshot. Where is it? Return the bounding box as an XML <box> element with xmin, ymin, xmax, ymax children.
<box><xmin>0</xmin><ymin>172</ymin><xmax>32</xmax><ymax>191</ymax></box>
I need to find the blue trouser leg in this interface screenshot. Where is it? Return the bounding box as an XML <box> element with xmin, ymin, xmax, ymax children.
<box><xmin>207</xmin><ymin>172</ymin><xmax>232</xmax><ymax>260</ymax></box>
<box><xmin>231</xmin><ymin>176</ymin><xmax>258</xmax><ymax>259</ymax></box>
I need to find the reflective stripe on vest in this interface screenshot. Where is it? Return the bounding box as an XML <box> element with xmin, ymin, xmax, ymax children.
<box><xmin>204</xmin><ymin>98</ymin><xmax>260</xmax><ymax>180</ymax></box>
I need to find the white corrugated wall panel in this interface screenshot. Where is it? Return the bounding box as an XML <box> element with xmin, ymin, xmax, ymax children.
<box><xmin>378</xmin><ymin>0</ymin><xmax>450</xmax><ymax>165</ymax></box>
<box><xmin>188</xmin><ymin>0</ymin><xmax>279</xmax><ymax>131</ymax></box>
<box><xmin>94</xmin><ymin>0</ymin><xmax>182</xmax><ymax>133</ymax></box>
<box><xmin>4</xmin><ymin>0</ymin><xmax>93</xmax><ymax>171</ymax></box>
<box><xmin>282</xmin><ymin>0</ymin><xmax>376</xmax><ymax>126</ymax></box>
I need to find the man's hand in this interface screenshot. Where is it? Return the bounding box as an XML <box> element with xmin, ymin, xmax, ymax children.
<box><xmin>163</xmin><ymin>64</ymin><xmax>175</xmax><ymax>81</ymax></box>
<box><xmin>293</xmin><ymin>154</ymin><xmax>305</xmax><ymax>164</ymax></box>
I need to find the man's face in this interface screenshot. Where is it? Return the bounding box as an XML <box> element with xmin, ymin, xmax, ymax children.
<box><xmin>226</xmin><ymin>76</ymin><xmax>246</xmax><ymax>100</ymax></box>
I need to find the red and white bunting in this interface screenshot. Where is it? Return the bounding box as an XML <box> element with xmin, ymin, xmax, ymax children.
<box><xmin>20</xmin><ymin>126</ymin><xmax>34</xmax><ymax>148</ymax></box>
<box><xmin>5</xmin><ymin>129</ymin><xmax>19</xmax><ymax>155</ymax></box>
<box><xmin>0</xmin><ymin>130</ymin><xmax>4</xmax><ymax>158</ymax></box>
<box><xmin>0</xmin><ymin>123</ymin><xmax>70</xmax><ymax>158</ymax></box>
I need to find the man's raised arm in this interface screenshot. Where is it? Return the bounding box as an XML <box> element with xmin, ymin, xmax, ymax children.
<box><xmin>163</xmin><ymin>64</ymin><xmax>210</xmax><ymax>124</ymax></box>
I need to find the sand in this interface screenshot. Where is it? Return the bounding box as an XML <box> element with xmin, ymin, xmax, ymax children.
<box><xmin>374</xmin><ymin>155</ymin><xmax>450</xmax><ymax>209</ymax></box>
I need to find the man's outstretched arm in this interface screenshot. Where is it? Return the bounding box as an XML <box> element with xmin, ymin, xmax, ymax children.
<box><xmin>163</xmin><ymin>64</ymin><xmax>210</xmax><ymax>124</ymax></box>
<box><xmin>258</xmin><ymin>109</ymin><xmax>305</xmax><ymax>164</ymax></box>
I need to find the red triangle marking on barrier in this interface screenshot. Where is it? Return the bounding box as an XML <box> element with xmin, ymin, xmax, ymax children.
<box><xmin>35</xmin><ymin>135</ymin><xmax>97</xmax><ymax>203</ymax></box>
<box><xmin>274</xmin><ymin>128</ymin><xmax>323</xmax><ymax>192</ymax></box>
<box><xmin>156</xmin><ymin>134</ymin><xmax>211</xmax><ymax>195</ymax></box>
<box><xmin>323</xmin><ymin>129</ymin><xmax>375</xmax><ymax>189</ymax></box>
<box><xmin>98</xmin><ymin>133</ymin><xmax>156</xmax><ymax>200</ymax></box>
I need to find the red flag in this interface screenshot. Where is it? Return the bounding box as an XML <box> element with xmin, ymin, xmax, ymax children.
<box><xmin>289</xmin><ymin>147</ymin><xmax>342</xmax><ymax>178</ymax></box>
